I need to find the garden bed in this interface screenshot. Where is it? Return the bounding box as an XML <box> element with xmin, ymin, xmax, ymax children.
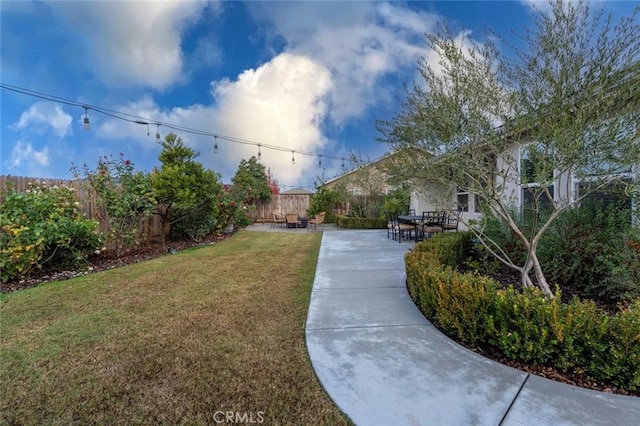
<box><xmin>1</xmin><ymin>233</ymin><xmax>232</xmax><ymax>294</ymax></box>
<box><xmin>406</xmin><ymin>232</ymin><xmax>640</xmax><ymax>396</ymax></box>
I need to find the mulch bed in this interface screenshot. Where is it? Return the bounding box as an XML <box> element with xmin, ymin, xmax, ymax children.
<box><xmin>1</xmin><ymin>233</ymin><xmax>233</xmax><ymax>294</ymax></box>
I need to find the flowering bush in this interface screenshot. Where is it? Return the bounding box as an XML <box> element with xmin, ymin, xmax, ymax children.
<box><xmin>0</xmin><ymin>182</ymin><xmax>102</xmax><ymax>282</ymax></box>
<box><xmin>216</xmin><ymin>187</ymin><xmax>252</xmax><ymax>232</ymax></box>
<box><xmin>73</xmin><ymin>154</ymin><xmax>155</xmax><ymax>256</ymax></box>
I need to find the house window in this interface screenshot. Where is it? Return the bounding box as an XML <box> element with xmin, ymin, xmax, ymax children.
<box><xmin>580</xmin><ymin>121</ymin><xmax>635</xmax><ymax>177</ymax></box>
<box><xmin>474</xmin><ymin>194</ymin><xmax>483</xmax><ymax>213</ymax></box>
<box><xmin>349</xmin><ymin>188</ymin><xmax>361</xmax><ymax>196</ymax></box>
<box><xmin>520</xmin><ymin>145</ymin><xmax>553</xmax><ymax>184</ymax></box>
<box><xmin>520</xmin><ymin>145</ymin><xmax>555</xmax><ymax>215</ymax></box>
<box><xmin>575</xmin><ymin>180</ymin><xmax>633</xmax><ymax>222</ymax></box>
<box><xmin>457</xmin><ymin>191</ymin><xmax>469</xmax><ymax>212</ymax></box>
<box><xmin>522</xmin><ymin>185</ymin><xmax>555</xmax><ymax>215</ymax></box>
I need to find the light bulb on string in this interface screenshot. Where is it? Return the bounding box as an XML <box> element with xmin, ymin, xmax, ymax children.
<box><xmin>341</xmin><ymin>157</ymin><xmax>345</xmax><ymax>169</ymax></box>
<box><xmin>155</xmin><ymin>124</ymin><xmax>161</xmax><ymax>144</ymax></box>
<box><xmin>83</xmin><ymin>106</ymin><xmax>90</xmax><ymax>130</ymax></box>
<box><xmin>258</xmin><ymin>144</ymin><xmax>261</xmax><ymax>160</ymax></box>
<box><xmin>134</xmin><ymin>120</ymin><xmax>150</xmax><ymax>136</ymax></box>
<box><xmin>318</xmin><ymin>155</ymin><xmax>322</xmax><ymax>167</ymax></box>
<box><xmin>291</xmin><ymin>151</ymin><xmax>295</xmax><ymax>165</ymax></box>
<box><xmin>214</xmin><ymin>136</ymin><xmax>218</xmax><ymax>153</ymax></box>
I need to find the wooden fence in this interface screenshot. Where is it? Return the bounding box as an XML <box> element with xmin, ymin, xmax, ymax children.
<box><xmin>1</xmin><ymin>175</ymin><xmax>165</xmax><ymax>244</ymax></box>
<box><xmin>250</xmin><ymin>194</ymin><xmax>313</xmax><ymax>221</ymax></box>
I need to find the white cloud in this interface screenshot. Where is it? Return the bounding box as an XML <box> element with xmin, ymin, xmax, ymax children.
<box><xmin>48</xmin><ymin>1</ymin><xmax>209</xmax><ymax>89</ymax></box>
<box><xmin>247</xmin><ymin>2</ymin><xmax>437</xmax><ymax>124</ymax></box>
<box><xmin>12</xmin><ymin>101</ymin><xmax>72</xmax><ymax>138</ymax></box>
<box><xmin>208</xmin><ymin>53</ymin><xmax>333</xmax><ymax>184</ymax></box>
<box><xmin>9</xmin><ymin>140</ymin><xmax>50</xmax><ymax>169</ymax></box>
<box><xmin>94</xmin><ymin>53</ymin><xmax>334</xmax><ymax>187</ymax></box>
<box><xmin>520</xmin><ymin>0</ymin><xmax>556</xmax><ymax>13</ymax></box>
<box><xmin>88</xmin><ymin>2</ymin><xmax>449</xmax><ymax>187</ymax></box>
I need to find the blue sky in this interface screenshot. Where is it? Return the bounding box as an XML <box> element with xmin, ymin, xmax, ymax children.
<box><xmin>1</xmin><ymin>1</ymin><xmax>635</xmax><ymax>189</ymax></box>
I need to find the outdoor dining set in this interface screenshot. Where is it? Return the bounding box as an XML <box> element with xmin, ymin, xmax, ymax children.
<box><xmin>385</xmin><ymin>210</ymin><xmax>459</xmax><ymax>243</ymax></box>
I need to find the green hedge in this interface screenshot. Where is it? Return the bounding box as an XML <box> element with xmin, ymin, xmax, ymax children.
<box><xmin>335</xmin><ymin>215</ymin><xmax>387</xmax><ymax>229</ymax></box>
<box><xmin>406</xmin><ymin>232</ymin><xmax>640</xmax><ymax>391</ymax></box>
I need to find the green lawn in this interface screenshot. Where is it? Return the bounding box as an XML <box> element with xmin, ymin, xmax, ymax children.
<box><xmin>0</xmin><ymin>231</ymin><xmax>350</xmax><ymax>425</ymax></box>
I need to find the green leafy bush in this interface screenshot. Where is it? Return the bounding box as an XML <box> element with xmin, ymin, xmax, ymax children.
<box><xmin>309</xmin><ymin>186</ymin><xmax>344</xmax><ymax>222</ymax></box>
<box><xmin>413</xmin><ymin>232</ymin><xmax>473</xmax><ymax>267</ymax></box>
<box><xmin>381</xmin><ymin>185</ymin><xmax>410</xmax><ymax>216</ymax></box>
<box><xmin>537</xmin><ymin>202</ymin><xmax>640</xmax><ymax>303</ymax></box>
<box><xmin>480</xmin><ymin>202</ymin><xmax>640</xmax><ymax>304</ymax></box>
<box><xmin>215</xmin><ymin>188</ymin><xmax>252</xmax><ymax>233</ymax></box>
<box><xmin>0</xmin><ymin>183</ymin><xmax>102</xmax><ymax>282</ymax></box>
<box><xmin>487</xmin><ymin>287</ymin><xmax>567</xmax><ymax>365</ymax></box>
<box><xmin>73</xmin><ymin>154</ymin><xmax>155</xmax><ymax>256</ymax></box>
<box><xmin>405</xmin><ymin>234</ymin><xmax>640</xmax><ymax>391</ymax></box>
<box><xmin>335</xmin><ymin>215</ymin><xmax>387</xmax><ymax>229</ymax></box>
<box><xmin>170</xmin><ymin>203</ymin><xmax>217</xmax><ymax>242</ymax></box>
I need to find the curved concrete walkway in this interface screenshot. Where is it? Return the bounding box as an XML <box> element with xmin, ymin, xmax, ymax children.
<box><xmin>305</xmin><ymin>230</ymin><xmax>640</xmax><ymax>426</ymax></box>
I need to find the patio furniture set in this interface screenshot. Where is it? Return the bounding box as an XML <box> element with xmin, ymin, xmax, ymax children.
<box><xmin>385</xmin><ymin>210</ymin><xmax>459</xmax><ymax>243</ymax></box>
<box><xmin>271</xmin><ymin>212</ymin><xmax>326</xmax><ymax>230</ymax></box>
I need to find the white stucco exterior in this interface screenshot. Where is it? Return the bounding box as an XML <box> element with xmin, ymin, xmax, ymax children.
<box><xmin>410</xmin><ymin>141</ymin><xmax>638</xmax><ymax>229</ymax></box>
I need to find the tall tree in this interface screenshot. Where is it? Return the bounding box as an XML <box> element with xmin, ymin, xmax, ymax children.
<box><xmin>231</xmin><ymin>156</ymin><xmax>272</xmax><ymax>205</ymax></box>
<box><xmin>377</xmin><ymin>0</ymin><xmax>640</xmax><ymax>296</ymax></box>
<box><xmin>152</xmin><ymin>133</ymin><xmax>222</xmax><ymax>247</ymax></box>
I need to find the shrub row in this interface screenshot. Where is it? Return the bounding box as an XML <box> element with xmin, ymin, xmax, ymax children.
<box><xmin>335</xmin><ymin>215</ymin><xmax>387</xmax><ymax>229</ymax></box>
<box><xmin>406</xmin><ymin>232</ymin><xmax>640</xmax><ymax>391</ymax></box>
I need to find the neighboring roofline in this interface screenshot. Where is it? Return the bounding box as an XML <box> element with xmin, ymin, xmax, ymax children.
<box><xmin>322</xmin><ymin>151</ymin><xmax>399</xmax><ymax>186</ymax></box>
<box><xmin>280</xmin><ymin>188</ymin><xmax>314</xmax><ymax>195</ymax></box>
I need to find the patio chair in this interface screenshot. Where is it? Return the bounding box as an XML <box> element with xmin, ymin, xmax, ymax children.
<box><xmin>285</xmin><ymin>213</ymin><xmax>300</xmax><ymax>229</ymax></box>
<box><xmin>421</xmin><ymin>211</ymin><xmax>443</xmax><ymax>239</ymax></box>
<box><xmin>272</xmin><ymin>213</ymin><xmax>286</xmax><ymax>228</ymax></box>
<box><xmin>384</xmin><ymin>211</ymin><xmax>396</xmax><ymax>239</ymax></box>
<box><xmin>394</xmin><ymin>213</ymin><xmax>416</xmax><ymax>243</ymax></box>
<box><xmin>441</xmin><ymin>213</ymin><xmax>459</xmax><ymax>232</ymax></box>
<box><xmin>308</xmin><ymin>212</ymin><xmax>326</xmax><ymax>230</ymax></box>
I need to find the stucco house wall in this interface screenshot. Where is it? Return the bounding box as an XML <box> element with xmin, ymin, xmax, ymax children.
<box><xmin>411</xmin><ymin>141</ymin><xmax>638</xmax><ymax>229</ymax></box>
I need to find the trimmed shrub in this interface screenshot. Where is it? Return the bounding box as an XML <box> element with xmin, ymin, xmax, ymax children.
<box><xmin>405</xmin><ymin>233</ymin><xmax>640</xmax><ymax>391</ymax></box>
<box><xmin>413</xmin><ymin>232</ymin><xmax>473</xmax><ymax>268</ymax></box>
<box><xmin>335</xmin><ymin>215</ymin><xmax>387</xmax><ymax>229</ymax></box>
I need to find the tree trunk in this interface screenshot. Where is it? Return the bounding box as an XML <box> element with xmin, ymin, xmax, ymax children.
<box><xmin>523</xmin><ymin>247</ymin><xmax>554</xmax><ymax>297</ymax></box>
<box><xmin>530</xmin><ymin>250</ymin><xmax>554</xmax><ymax>297</ymax></box>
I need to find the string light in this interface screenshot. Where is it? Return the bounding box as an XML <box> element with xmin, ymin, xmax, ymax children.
<box><xmin>214</xmin><ymin>135</ymin><xmax>218</xmax><ymax>153</ymax></box>
<box><xmin>83</xmin><ymin>106</ymin><xmax>90</xmax><ymax>130</ymax></box>
<box><xmin>318</xmin><ymin>155</ymin><xmax>322</xmax><ymax>167</ymax></box>
<box><xmin>0</xmin><ymin>82</ymin><xmax>368</xmax><ymax>171</ymax></box>
<box><xmin>134</xmin><ymin>120</ymin><xmax>150</xmax><ymax>136</ymax></box>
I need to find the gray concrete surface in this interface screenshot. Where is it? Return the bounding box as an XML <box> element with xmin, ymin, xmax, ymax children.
<box><xmin>305</xmin><ymin>230</ymin><xmax>640</xmax><ymax>426</ymax></box>
<box><xmin>245</xmin><ymin>222</ymin><xmax>340</xmax><ymax>233</ymax></box>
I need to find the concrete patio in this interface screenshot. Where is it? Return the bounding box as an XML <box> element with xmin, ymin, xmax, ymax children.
<box><xmin>305</xmin><ymin>229</ymin><xmax>640</xmax><ymax>426</ymax></box>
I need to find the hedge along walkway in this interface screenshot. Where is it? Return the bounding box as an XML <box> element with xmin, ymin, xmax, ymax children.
<box><xmin>305</xmin><ymin>230</ymin><xmax>640</xmax><ymax>426</ymax></box>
